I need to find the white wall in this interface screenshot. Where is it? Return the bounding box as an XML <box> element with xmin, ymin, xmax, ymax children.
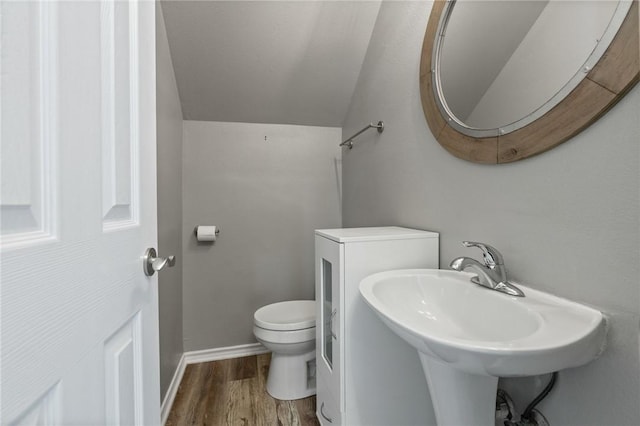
<box><xmin>182</xmin><ymin>121</ymin><xmax>342</xmax><ymax>351</ymax></box>
<box><xmin>342</xmin><ymin>1</ymin><xmax>639</xmax><ymax>424</ymax></box>
<box><xmin>156</xmin><ymin>4</ymin><xmax>184</xmax><ymax>401</ymax></box>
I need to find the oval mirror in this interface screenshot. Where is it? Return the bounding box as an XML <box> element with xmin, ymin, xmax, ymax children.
<box><xmin>420</xmin><ymin>0</ymin><xmax>639</xmax><ymax>164</ymax></box>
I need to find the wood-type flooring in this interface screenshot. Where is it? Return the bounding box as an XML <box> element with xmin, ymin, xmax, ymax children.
<box><xmin>166</xmin><ymin>353</ymin><xmax>320</xmax><ymax>426</ymax></box>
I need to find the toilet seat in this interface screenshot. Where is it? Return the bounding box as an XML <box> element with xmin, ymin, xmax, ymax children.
<box><xmin>253</xmin><ymin>325</ymin><xmax>315</xmax><ymax>344</ymax></box>
<box><xmin>254</xmin><ymin>300</ymin><xmax>315</xmax><ymax>331</ymax></box>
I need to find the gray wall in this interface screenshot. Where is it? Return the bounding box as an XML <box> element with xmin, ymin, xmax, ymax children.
<box><xmin>160</xmin><ymin>1</ymin><xmax>381</xmax><ymax>126</ymax></box>
<box><xmin>182</xmin><ymin>121</ymin><xmax>341</xmax><ymax>351</ymax></box>
<box><xmin>466</xmin><ymin>1</ymin><xmax>617</xmax><ymax>128</ymax></box>
<box><xmin>156</xmin><ymin>4</ymin><xmax>184</xmax><ymax>402</ymax></box>
<box><xmin>440</xmin><ymin>0</ymin><xmax>547</xmax><ymax>121</ymax></box>
<box><xmin>342</xmin><ymin>2</ymin><xmax>639</xmax><ymax>425</ymax></box>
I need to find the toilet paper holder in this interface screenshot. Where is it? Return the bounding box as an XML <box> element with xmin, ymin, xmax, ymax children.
<box><xmin>193</xmin><ymin>226</ymin><xmax>221</xmax><ymax>237</ymax></box>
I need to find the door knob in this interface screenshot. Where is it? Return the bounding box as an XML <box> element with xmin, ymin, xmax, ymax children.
<box><xmin>143</xmin><ymin>248</ymin><xmax>176</xmax><ymax>276</ymax></box>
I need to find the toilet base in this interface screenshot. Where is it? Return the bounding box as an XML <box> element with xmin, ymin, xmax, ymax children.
<box><xmin>266</xmin><ymin>350</ymin><xmax>316</xmax><ymax>400</ymax></box>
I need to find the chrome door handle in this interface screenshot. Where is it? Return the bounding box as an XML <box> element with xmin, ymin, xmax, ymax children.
<box><xmin>329</xmin><ymin>309</ymin><xmax>337</xmax><ymax>339</ymax></box>
<box><xmin>143</xmin><ymin>248</ymin><xmax>176</xmax><ymax>276</ymax></box>
<box><xmin>320</xmin><ymin>402</ymin><xmax>333</xmax><ymax>423</ymax></box>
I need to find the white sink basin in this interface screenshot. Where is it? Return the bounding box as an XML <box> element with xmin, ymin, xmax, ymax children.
<box><xmin>359</xmin><ymin>269</ymin><xmax>606</xmax><ymax>426</ymax></box>
<box><xmin>359</xmin><ymin>268</ymin><xmax>606</xmax><ymax>377</ymax></box>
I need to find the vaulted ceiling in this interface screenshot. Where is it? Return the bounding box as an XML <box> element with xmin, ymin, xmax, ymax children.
<box><xmin>161</xmin><ymin>1</ymin><xmax>382</xmax><ymax>127</ymax></box>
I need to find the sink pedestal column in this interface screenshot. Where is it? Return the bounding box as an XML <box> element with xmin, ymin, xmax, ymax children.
<box><xmin>419</xmin><ymin>353</ymin><xmax>498</xmax><ymax>426</ymax></box>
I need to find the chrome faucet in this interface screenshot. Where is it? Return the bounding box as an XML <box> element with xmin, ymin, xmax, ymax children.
<box><xmin>449</xmin><ymin>241</ymin><xmax>525</xmax><ymax>297</ymax></box>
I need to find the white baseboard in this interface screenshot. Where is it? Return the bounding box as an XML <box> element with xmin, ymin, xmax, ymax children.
<box><xmin>160</xmin><ymin>353</ymin><xmax>186</xmax><ymax>426</ymax></box>
<box><xmin>184</xmin><ymin>342</ymin><xmax>269</xmax><ymax>365</ymax></box>
<box><xmin>160</xmin><ymin>343</ymin><xmax>270</xmax><ymax>425</ymax></box>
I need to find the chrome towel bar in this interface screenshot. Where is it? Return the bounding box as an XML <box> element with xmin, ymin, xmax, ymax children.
<box><xmin>339</xmin><ymin>121</ymin><xmax>384</xmax><ymax>149</ymax></box>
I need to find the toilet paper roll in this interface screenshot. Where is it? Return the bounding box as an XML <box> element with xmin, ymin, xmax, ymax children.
<box><xmin>196</xmin><ymin>225</ymin><xmax>218</xmax><ymax>242</ymax></box>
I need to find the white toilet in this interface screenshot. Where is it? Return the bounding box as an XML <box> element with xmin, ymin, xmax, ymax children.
<box><xmin>253</xmin><ymin>300</ymin><xmax>316</xmax><ymax>400</ymax></box>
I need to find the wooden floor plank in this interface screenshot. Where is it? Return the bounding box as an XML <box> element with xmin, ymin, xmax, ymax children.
<box><xmin>202</xmin><ymin>361</ymin><xmax>232</xmax><ymax>425</ymax></box>
<box><xmin>254</xmin><ymin>353</ymin><xmax>279</xmax><ymax>425</ymax></box>
<box><xmin>230</xmin><ymin>355</ymin><xmax>258</xmax><ymax>381</ymax></box>
<box><xmin>166</xmin><ymin>363</ymin><xmax>205</xmax><ymax>425</ymax></box>
<box><xmin>293</xmin><ymin>397</ymin><xmax>317</xmax><ymax>425</ymax></box>
<box><xmin>226</xmin><ymin>378</ymin><xmax>257</xmax><ymax>425</ymax></box>
<box><xmin>276</xmin><ymin>400</ymin><xmax>299</xmax><ymax>426</ymax></box>
<box><xmin>167</xmin><ymin>354</ymin><xmax>319</xmax><ymax>426</ymax></box>
<box><xmin>187</xmin><ymin>363</ymin><xmax>217</xmax><ymax>425</ymax></box>
<box><xmin>256</xmin><ymin>353</ymin><xmax>271</xmax><ymax>387</ymax></box>
<box><xmin>212</xmin><ymin>358</ymin><xmax>233</xmax><ymax>384</ymax></box>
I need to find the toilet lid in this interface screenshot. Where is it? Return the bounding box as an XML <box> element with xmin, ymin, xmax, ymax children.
<box><xmin>254</xmin><ymin>300</ymin><xmax>316</xmax><ymax>331</ymax></box>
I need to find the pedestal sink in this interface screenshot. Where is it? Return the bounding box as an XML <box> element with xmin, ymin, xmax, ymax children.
<box><xmin>359</xmin><ymin>269</ymin><xmax>606</xmax><ymax>426</ymax></box>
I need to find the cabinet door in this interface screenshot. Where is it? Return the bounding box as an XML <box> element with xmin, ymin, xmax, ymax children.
<box><xmin>315</xmin><ymin>235</ymin><xmax>343</xmax><ymax>409</ymax></box>
<box><xmin>316</xmin><ymin>369</ymin><xmax>342</xmax><ymax>426</ymax></box>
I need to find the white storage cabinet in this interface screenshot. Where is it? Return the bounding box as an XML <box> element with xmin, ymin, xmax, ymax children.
<box><xmin>315</xmin><ymin>227</ymin><xmax>439</xmax><ymax>425</ymax></box>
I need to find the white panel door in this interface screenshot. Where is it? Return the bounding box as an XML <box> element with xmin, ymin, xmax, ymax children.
<box><xmin>1</xmin><ymin>1</ymin><xmax>160</xmax><ymax>424</ymax></box>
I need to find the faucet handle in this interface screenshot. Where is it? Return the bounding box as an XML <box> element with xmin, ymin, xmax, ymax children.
<box><xmin>462</xmin><ymin>241</ymin><xmax>504</xmax><ymax>267</ymax></box>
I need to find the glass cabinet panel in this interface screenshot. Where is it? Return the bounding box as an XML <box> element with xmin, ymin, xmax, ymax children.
<box><xmin>322</xmin><ymin>258</ymin><xmax>333</xmax><ymax>368</ymax></box>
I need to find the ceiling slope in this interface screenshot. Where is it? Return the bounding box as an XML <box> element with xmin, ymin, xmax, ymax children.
<box><xmin>161</xmin><ymin>1</ymin><xmax>381</xmax><ymax>127</ymax></box>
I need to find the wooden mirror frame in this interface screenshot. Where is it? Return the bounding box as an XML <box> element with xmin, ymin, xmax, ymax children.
<box><xmin>420</xmin><ymin>0</ymin><xmax>639</xmax><ymax>164</ymax></box>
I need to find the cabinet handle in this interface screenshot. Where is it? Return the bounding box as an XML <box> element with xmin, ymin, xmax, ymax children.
<box><xmin>320</xmin><ymin>402</ymin><xmax>333</xmax><ymax>423</ymax></box>
<box><xmin>329</xmin><ymin>309</ymin><xmax>337</xmax><ymax>339</ymax></box>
